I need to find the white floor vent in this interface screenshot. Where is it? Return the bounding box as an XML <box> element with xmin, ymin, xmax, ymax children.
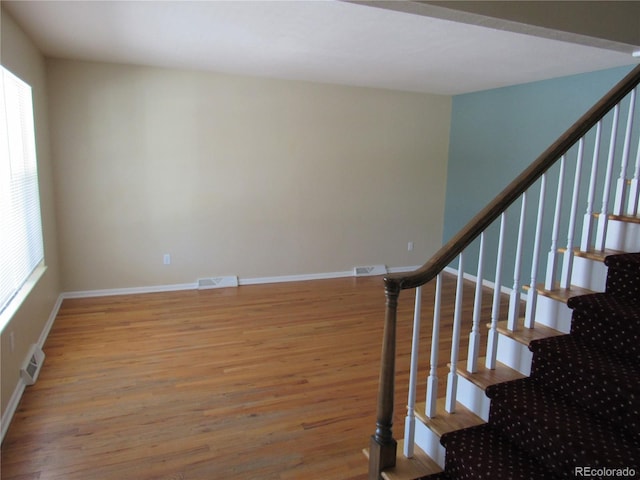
<box><xmin>197</xmin><ymin>276</ymin><xmax>239</xmax><ymax>290</ymax></box>
<box><xmin>353</xmin><ymin>265</ymin><xmax>387</xmax><ymax>277</ymax></box>
<box><xmin>21</xmin><ymin>344</ymin><xmax>45</xmax><ymax>386</ymax></box>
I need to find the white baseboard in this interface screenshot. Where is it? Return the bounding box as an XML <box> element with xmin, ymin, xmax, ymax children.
<box><xmin>37</xmin><ymin>294</ymin><xmax>64</xmax><ymax>348</ymax></box>
<box><xmin>239</xmin><ymin>270</ymin><xmax>353</xmax><ymax>285</ymax></box>
<box><xmin>1</xmin><ymin>379</ymin><xmax>26</xmax><ymax>442</ymax></box>
<box><xmin>1</xmin><ymin>292</ymin><xmax>64</xmax><ymax>443</ymax></box>
<box><xmin>60</xmin><ymin>265</ymin><xmax>426</xmax><ymax>298</ymax></box>
<box><xmin>63</xmin><ymin>282</ymin><xmax>197</xmax><ymax>299</ymax></box>
<box><xmin>387</xmin><ymin>265</ymin><xmax>421</xmax><ymax>274</ymax></box>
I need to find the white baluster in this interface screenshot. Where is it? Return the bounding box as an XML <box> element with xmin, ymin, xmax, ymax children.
<box><xmin>561</xmin><ymin>138</ymin><xmax>585</xmax><ymax>289</ymax></box>
<box><xmin>508</xmin><ymin>194</ymin><xmax>527</xmax><ymax>331</ymax></box>
<box><xmin>445</xmin><ymin>253</ymin><xmax>464</xmax><ymax>413</ymax></box>
<box><xmin>581</xmin><ymin>122</ymin><xmax>602</xmax><ymax>252</ymax></box>
<box><xmin>404</xmin><ymin>286</ymin><xmax>422</xmax><ymax>458</ymax></box>
<box><xmin>627</xmin><ymin>126</ymin><xmax>640</xmax><ymax>216</ymax></box>
<box><xmin>614</xmin><ymin>89</ymin><xmax>636</xmax><ymax>216</ymax></box>
<box><xmin>486</xmin><ymin>213</ymin><xmax>506</xmax><ymax>370</ymax></box>
<box><xmin>467</xmin><ymin>234</ymin><xmax>484</xmax><ymax>373</ymax></box>
<box><xmin>425</xmin><ymin>274</ymin><xmax>442</xmax><ymax>418</ymax></box>
<box><xmin>545</xmin><ymin>156</ymin><xmax>566</xmax><ymax>290</ymax></box>
<box><xmin>595</xmin><ymin>105</ymin><xmax>620</xmax><ymax>251</ymax></box>
<box><xmin>525</xmin><ymin>174</ymin><xmax>547</xmax><ymax>328</ymax></box>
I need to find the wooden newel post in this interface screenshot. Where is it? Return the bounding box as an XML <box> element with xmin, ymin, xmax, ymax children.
<box><xmin>368</xmin><ymin>279</ymin><xmax>400</xmax><ymax>479</ymax></box>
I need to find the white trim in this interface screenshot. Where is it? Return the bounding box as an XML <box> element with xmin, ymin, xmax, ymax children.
<box><xmin>37</xmin><ymin>294</ymin><xmax>63</xmax><ymax>348</ymax></box>
<box><xmin>239</xmin><ymin>270</ymin><xmax>353</xmax><ymax>286</ymax></box>
<box><xmin>0</xmin><ymin>263</ymin><xmax>47</xmax><ymax>332</ymax></box>
<box><xmin>1</xmin><ymin>378</ymin><xmax>26</xmax><ymax>442</ymax></box>
<box><xmin>387</xmin><ymin>265</ymin><xmax>421</xmax><ymax>274</ymax></box>
<box><xmin>62</xmin><ymin>267</ymin><xmax>405</xmax><ymax>296</ymax></box>
<box><xmin>62</xmin><ymin>282</ymin><xmax>197</xmax><ymax>299</ymax></box>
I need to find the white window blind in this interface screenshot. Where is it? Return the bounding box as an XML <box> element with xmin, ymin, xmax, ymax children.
<box><xmin>0</xmin><ymin>66</ymin><xmax>44</xmax><ymax>317</ymax></box>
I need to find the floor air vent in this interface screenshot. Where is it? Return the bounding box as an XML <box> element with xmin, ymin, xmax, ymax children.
<box><xmin>353</xmin><ymin>265</ymin><xmax>387</xmax><ymax>277</ymax></box>
<box><xmin>197</xmin><ymin>276</ymin><xmax>239</xmax><ymax>290</ymax></box>
<box><xmin>21</xmin><ymin>344</ymin><xmax>45</xmax><ymax>386</ymax></box>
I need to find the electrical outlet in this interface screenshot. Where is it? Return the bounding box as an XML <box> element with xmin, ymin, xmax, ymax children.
<box><xmin>408</xmin><ymin>241</ymin><xmax>414</xmax><ymax>252</ymax></box>
<box><xmin>163</xmin><ymin>254</ymin><xmax>171</xmax><ymax>265</ymax></box>
<box><xmin>9</xmin><ymin>331</ymin><xmax>15</xmax><ymax>353</ymax></box>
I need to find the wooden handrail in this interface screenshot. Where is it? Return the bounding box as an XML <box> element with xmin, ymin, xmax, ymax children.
<box><xmin>369</xmin><ymin>63</ymin><xmax>640</xmax><ymax>479</ymax></box>
<box><xmin>385</xmin><ymin>64</ymin><xmax>640</xmax><ymax>293</ymax></box>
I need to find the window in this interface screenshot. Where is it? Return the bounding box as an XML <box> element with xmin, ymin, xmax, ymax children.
<box><xmin>0</xmin><ymin>66</ymin><xmax>45</xmax><ymax>325</ymax></box>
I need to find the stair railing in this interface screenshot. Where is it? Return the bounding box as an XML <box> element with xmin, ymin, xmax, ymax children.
<box><xmin>369</xmin><ymin>64</ymin><xmax>640</xmax><ymax>479</ymax></box>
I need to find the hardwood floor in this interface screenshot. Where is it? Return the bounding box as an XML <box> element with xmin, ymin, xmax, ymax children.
<box><xmin>1</xmin><ymin>274</ymin><xmax>505</xmax><ymax>479</ymax></box>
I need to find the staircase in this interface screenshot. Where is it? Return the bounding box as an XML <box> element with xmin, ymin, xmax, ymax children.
<box><xmin>436</xmin><ymin>252</ymin><xmax>640</xmax><ymax>479</ymax></box>
<box><xmin>367</xmin><ymin>65</ymin><xmax>640</xmax><ymax>480</ymax></box>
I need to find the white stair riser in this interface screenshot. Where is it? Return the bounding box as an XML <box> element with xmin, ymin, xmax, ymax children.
<box><xmin>496</xmin><ymin>335</ymin><xmax>532</xmax><ymax>376</ymax></box>
<box><xmin>531</xmin><ymin>295</ymin><xmax>572</xmax><ymax>333</ymax></box>
<box><xmin>605</xmin><ymin>219</ymin><xmax>640</xmax><ymax>251</ymax></box>
<box><xmin>414</xmin><ymin>420</ymin><xmax>446</xmax><ymax>468</ymax></box>
<box><xmin>571</xmin><ymin>256</ymin><xmax>607</xmax><ymax>291</ymax></box>
<box><xmin>456</xmin><ymin>375</ymin><xmax>491</xmax><ymax>421</ymax></box>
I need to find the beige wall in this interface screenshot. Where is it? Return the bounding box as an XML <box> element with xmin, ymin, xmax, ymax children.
<box><xmin>1</xmin><ymin>9</ymin><xmax>61</xmax><ymax>418</ymax></box>
<box><xmin>47</xmin><ymin>59</ymin><xmax>451</xmax><ymax>291</ymax></box>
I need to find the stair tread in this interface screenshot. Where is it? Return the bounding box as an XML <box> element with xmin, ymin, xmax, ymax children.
<box><xmin>572</xmin><ymin>247</ymin><xmax>625</xmax><ymax>262</ymax></box>
<box><xmin>529</xmin><ymin>283</ymin><xmax>595</xmax><ymax>303</ymax></box>
<box><xmin>441</xmin><ymin>423</ymin><xmax>561</xmax><ymax>479</ymax></box>
<box><xmin>415</xmin><ymin>398</ymin><xmax>485</xmax><ymax>438</ymax></box>
<box><xmin>592</xmin><ymin>212</ymin><xmax>640</xmax><ymax>224</ymax></box>
<box><xmin>609</xmin><ymin>213</ymin><xmax>640</xmax><ymax>224</ymax></box>
<box><xmin>455</xmin><ymin>357</ymin><xmax>525</xmax><ymax>391</ymax></box>
<box><xmin>495</xmin><ymin>320</ymin><xmax>564</xmax><ymax>346</ymax></box>
<box><xmin>363</xmin><ymin>440</ymin><xmax>443</xmax><ymax>480</ymax></box>
<box><xmin>487</xmin><ymin>377</ymin><xmax>640</xmax><ymax>476</ymax></box>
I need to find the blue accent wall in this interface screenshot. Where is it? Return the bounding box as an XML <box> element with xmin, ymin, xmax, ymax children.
<box><xmin>442</xmin><ymin>65</ymin><xmax>636</xmax><ymax>281</ymax></box>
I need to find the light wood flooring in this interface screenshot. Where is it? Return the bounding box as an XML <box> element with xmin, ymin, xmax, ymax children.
<box><xmin>1</xmin><ymin>274</ymin><xmax>505</xmax><ymax>479</ymax></box>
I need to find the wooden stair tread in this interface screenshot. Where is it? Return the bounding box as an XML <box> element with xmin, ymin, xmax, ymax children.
<box><xmin>527</xmin><ymin>283</ymin><xmax>595</xmax><ymax>303</ymax></box>
<box><xmin>455</xmin><ymin>357</ymin><xmax>525</xmax><ymax>391</ymax></box>
<box><xmin>363</xmin><ymin>440</ymin><xmax>443</xmax><ymax>480</ymax></box>
<box><xmin>415</xmin><ymin>398</ymin><xmax>485</xmax><ymax>438</ymax></box>
<box><xmin>592</xmin><ymin>212</ymin><xmax>640</xmax><ymax>225</ymax></box>
<box><xmin>609</xmin><ymin>214</ymin><xmax>640</xmax><ymax>224</ymax></box>
<box><xmin>572</xmin><ymin>247</ymin><xmax>625</xmax><ymax>262</ymax></box>
<box><xmin>496</xmin><ymin>320</ymin><xmax>564</xmax><ymax>346</ymax></box>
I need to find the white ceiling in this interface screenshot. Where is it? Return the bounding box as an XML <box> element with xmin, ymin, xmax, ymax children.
<box><xmin>3</xmin><ymin>0</ymin><xmax>639</xmax><ymax>95</ymax></box>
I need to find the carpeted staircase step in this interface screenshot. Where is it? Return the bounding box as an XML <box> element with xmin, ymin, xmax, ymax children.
<box><xmin>486</xmin><ymin>377</ymin><xmax>640</xmax><ymax>476</ymax></box>
<box><xmin>439</xmin><ymin>423</ymin><xmax>560</xmax><ymax>479</ymax></box>
<box><xmin>604</xmin><ymin>252</ymin><xmax>640</xmax><ymax>301</ymax></box>
<box><xmin>604</xmin><ymin>251</ymin><xmax>640</xmax><ymax>272</ymax></box>
<box><xmin>529</xmin><ymin>334</ymin><xmax>640</xmax><ymax>440</ymax></box>
<box><xmin>569</xmin><ymin>303</ymin><xmax>639</xmax><ymax>361</ymax></box>
<box><xmin>567</xmin><ymin>292</ymin><xmax>639</xmax><ymax>360</ymax></box>
<box><xmin>567</xmin><ymin>291</ymin><xmax>640</xmax><ymax>316</ymax></box>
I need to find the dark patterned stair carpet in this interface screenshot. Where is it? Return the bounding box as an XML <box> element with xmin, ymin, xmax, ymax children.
<box><xmin>421</xmin><ymin>252</ymin><xmax>640</xmax><ymax>480</ymax></box>
<box><xmin>529</xmin><ymin>334</ymin><xmax>640</xmax><ymax>440</ymax></box>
